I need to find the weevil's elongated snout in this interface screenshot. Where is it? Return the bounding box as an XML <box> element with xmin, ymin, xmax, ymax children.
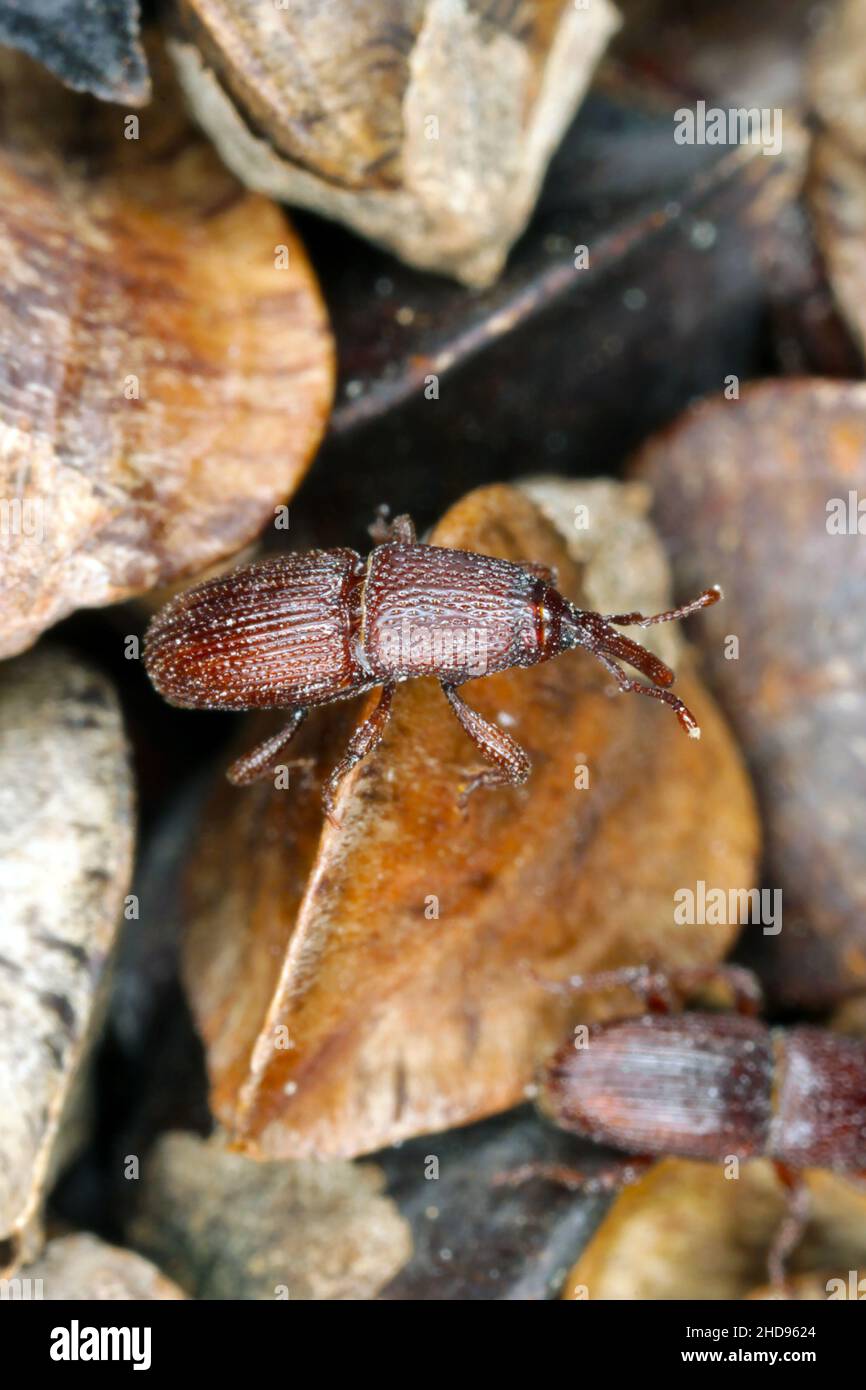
<box><xmin>560</xmin><ymin>586</ymin><xmax>722</xmax><ymax>738</ymax></box>
<box><xmin>565</xmin><ymin>605</ymin><xmax>677</xmax><ymax>685</ymax></box>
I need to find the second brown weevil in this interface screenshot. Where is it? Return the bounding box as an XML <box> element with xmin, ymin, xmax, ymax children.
<box><xmin>499</xmin><ymin>963</ymin><xmax>866</xmax><ymax>1286</ymax></box>
<box><xmin>144</xmin><ymin>509</ymin><xmax>721</xmax><ymax>823</ymax></box>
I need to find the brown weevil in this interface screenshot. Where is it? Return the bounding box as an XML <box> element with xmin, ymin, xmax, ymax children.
<box><xmin>144</xmin><ymin>509</ymin><xmax>721</xmax><ymax>822</ymax></box>
<box><xmin>500</xmin><ymin>963</ymin><xmax>866</xmax><ymax>1286</ymax></box>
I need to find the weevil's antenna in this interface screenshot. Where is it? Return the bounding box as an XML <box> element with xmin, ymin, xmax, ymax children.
<box><xmin>567</xmin><ymin>587</ymin><xmax>722</xmax><ymax>739</ymax></box>
<box><xmin>603</xmin><ymin>586</ymin><xmax>723</xmax><ymax>629</ymax></box>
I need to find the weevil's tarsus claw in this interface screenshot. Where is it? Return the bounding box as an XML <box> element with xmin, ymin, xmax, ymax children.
<box><xmin>457</xmin><ymin>766</ymin><xmax>510</xmax><ymax>805</ymax></box>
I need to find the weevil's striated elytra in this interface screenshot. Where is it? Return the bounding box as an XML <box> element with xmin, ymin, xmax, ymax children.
<box><xmin>144</xmin><ymin>510</ymin><xmax>721</xmax><ymax>824</ymax></box>
<box><xmin>540</xmin><ymin>1013</ymin><xmax>866</xmax><ymax>1173</ymax></box>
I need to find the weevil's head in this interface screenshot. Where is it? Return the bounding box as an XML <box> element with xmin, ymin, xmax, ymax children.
<box><xmin>554</xmin><ymin>595</ymin><xmax>602</xmax><ymax>653</ymax></box>
<box><xmin>536</xmin><ymin>589</ymin><xmax>597</xmax><ymax>663</ymax></box>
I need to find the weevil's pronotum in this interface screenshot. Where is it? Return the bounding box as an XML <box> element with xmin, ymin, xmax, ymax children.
<box><xmin>498</xmin><ymin>963</ymin><xmax>866</xmax><ymax>1287</ymax></box>
<box><xmin>144</xmin><ymin>510</ymin><xmax>721</xmax><ymax>822</ymax></box>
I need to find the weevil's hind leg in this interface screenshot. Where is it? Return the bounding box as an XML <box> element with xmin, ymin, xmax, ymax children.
<box><xmin>441</xmin><ymin>682</ymin><xmax>531</xmax><ymax>802</ymax></box>
<box><xmin>227</xmin><ymin>708</ymin><xmax>308</xmax><ymax>785</ymax></box>
<box><xmin>494</xmin><ymin>1155</ymin><xmax>655</xmax><ymax>1197</ymax></box>
<box><xmin>768</xmin><ymin>1166</ymin><xmax>811</xmax><ymax>1291</ymax></box>
<box><xmin>522</xmin><ymin>561</ymin><xmax>558</xmax><ymax>586</ymax></box>
<box><xmin>596</xmin><ymin>650</ymin><xmax>703</xmax><ymax>739</ymax></box>
<box><xmin>527</xmin><ymin>962</ymin><xmax>764</xmax><ymax>1016</ymax></box>
<box><xmin>322</xmin><ymin>682</ymin><xmax>396</xmax><ymax>828</ymax></box>
<box><xmin>369</xmin><ymin>505</ymin><xmax>417</xmax><ymax>545</ymax></box>
<box><xmin>604</xmin><ymin>586</ymin><xmax>722</xmax><ymax>628</ymax></box>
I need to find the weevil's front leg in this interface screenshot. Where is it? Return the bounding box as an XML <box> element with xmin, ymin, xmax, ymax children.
<box><xmin>596</xmin><ymin>650</ymin><xmax>702</xmax><ymax>739</ymax></box>
<box><xmin>527</xmin><ymin>962</ymin><xmax>764</xmax><ymax>1016</ymax></box>
<box><xmin>369</xmin><ymin>505</ymin><xmax>417</xmax><ymax>545</ymax></box>
<box><xmin>768</xmin><ymin>1166</ymin><xmax>811</xmax><ymax>1291</ymax></box>
<box><xmin>442</xmin><ymin>683</ymin><xmax>531</xmax><ymax>802</ymax></box>
<box><xmin>227</xmin><ymin>708</ymin><xmax>308</xmax><ymax>785</ymax></box>
<box><xmin>494</xmin><ymin>1155</ymin><xmax>655</xmax><ymax>1196</ymax></box>
<box><xmin>322</xmin><ymin>682</ymin><xmax>396</xmax><ymax>828</ymax></box>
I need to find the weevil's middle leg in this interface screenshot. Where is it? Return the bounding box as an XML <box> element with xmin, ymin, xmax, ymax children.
<box><xmin>227</xmin><ymin>708</ymin><xmax>308</xmax><ymax>785</ymax></box>
<box><xmin>768</xmin><ymin>1165</ymin><xmax>811</xmax><ymax>1291</ymax></box>
<box><xmin>441</xmin><ymin>682</ymin><xmax>531</xmax><ymax>802</ymax></box>
<box><xmin>322</xmin><ymin>682</ymin><xmax>396</xmax><ymax>828</ymax></box>
<box><xmin>369</xmin><ymin>506</ymin><xmax>417</xmax><ymax>545</ymax></box>
<box><xmin>494</xmin><ymin>1155</ymin><xmax>655</xmax><ymax>1197</ymax></box>
<box><xmin>527</xmin><ymin>962</ymin><xmax>764</xmax><ymax>1016</ymax></box>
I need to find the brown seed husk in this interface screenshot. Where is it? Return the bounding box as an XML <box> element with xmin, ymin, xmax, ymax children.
<box><xmin>0</xmin><ymin>44</ymin><xmax>334</xmax><ymax>660</ymax></box>
<box><xmin>0</xmin><ymin>648</ymin><xmax>134</xmax><ymax>1274</ymax></box>
<box><xmin>168</xmin><ymin>0</ymin><xmax>620</xmax><ymax>286</ymax></box>
<box><xmin>808</xmin><ymin>0</ymin><xmax>866</xmax><ymax>356</ymax></box>
<box><xmin>631</xmin><ymin>379</ymin><xmax>866</xmax><ymax>1008</ymax></box>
